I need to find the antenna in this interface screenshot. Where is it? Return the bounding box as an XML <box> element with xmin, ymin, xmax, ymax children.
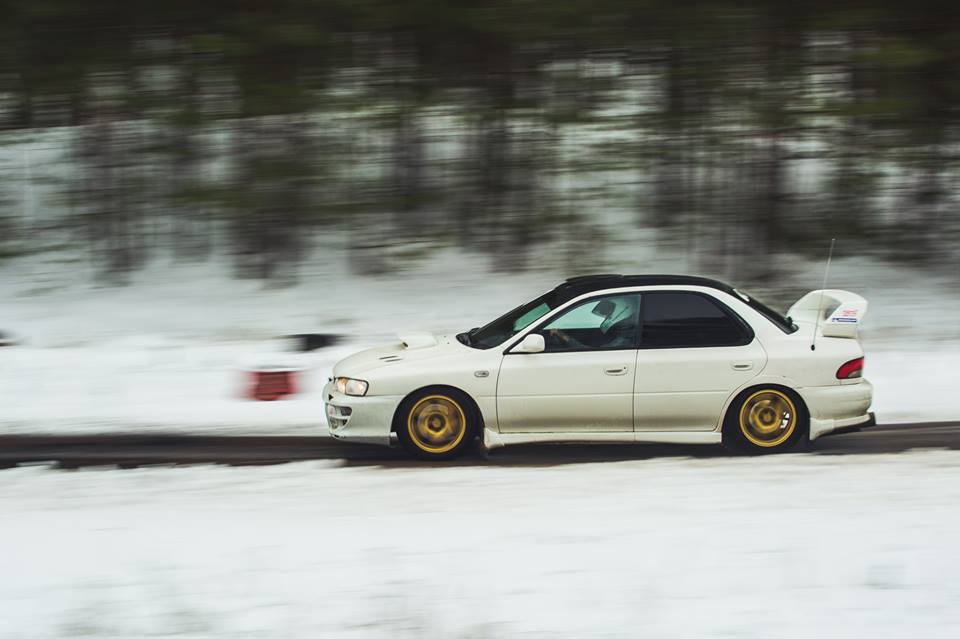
<box><xmin>811</xmin><ymin>238</ymin><xmax>836</xmax><ymax>351</ymax></box>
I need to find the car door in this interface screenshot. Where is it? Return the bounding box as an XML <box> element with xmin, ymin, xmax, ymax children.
<box><xmin>633</xmin><ymin>290</ymin><xmax>766</xmax><ymax>431</ymax></box>
<box><xmin>497</xmin><ymin>293</ymin><xmax>640</xmax><ymax>433</ymax></box>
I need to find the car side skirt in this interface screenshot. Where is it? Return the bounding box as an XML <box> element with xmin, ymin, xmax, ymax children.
<box><xmin>483</xmin><ymin>429</ymin><xmax>721</xmax><ymax>450</ymax></box>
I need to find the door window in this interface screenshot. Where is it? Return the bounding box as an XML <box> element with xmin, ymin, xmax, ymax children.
<box><xmin>537</xmin><ymin>294</ymin><xmax>641</xmax><ymax>352</ymax></box>
<box><xmin>640</xmin><ymin>291</ymin><xmax>751</xmax><ymax>348</ymax></box>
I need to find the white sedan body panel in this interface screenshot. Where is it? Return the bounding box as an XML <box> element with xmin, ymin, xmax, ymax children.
<box><xmin>497</xmin><ymin>349</ymin><xmax>636</xmax><ymax>432</ymax></box>
<box><xmin>328</xmin><ymin>334</ymin><xmax>502</xmax><ymax>445</ymax></box>
<box><xmin>324</xmin><ymin>282</ymin><xmax>874</xmax><ymax>449</ymax></box>
<box><xmin>634</xmin><ymin>340</ymin><xmax>768</xmax><ymax>431</ymax></box>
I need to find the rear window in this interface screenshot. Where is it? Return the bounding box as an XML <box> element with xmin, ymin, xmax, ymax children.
<box><xmin>641</xmin><ymin>292</ymin><xmax>752</xmax><ymax>348</ymax></box>
<box><xmin>732</xmin><ymin>289</ymin><xmax>798</xmax><ymax>334</ymax></box>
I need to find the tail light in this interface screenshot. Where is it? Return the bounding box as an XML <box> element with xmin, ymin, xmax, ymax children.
<box><xmin>836</xmin><ymin>357</ymin><xmax>864</xmax><ymax>379</ymax></box>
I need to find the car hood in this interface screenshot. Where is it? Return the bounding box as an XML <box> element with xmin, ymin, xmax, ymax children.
<box><xmin>332</xmin><ymin>332</ymin><xmax>468</xmax><ymax>378</ymax></box>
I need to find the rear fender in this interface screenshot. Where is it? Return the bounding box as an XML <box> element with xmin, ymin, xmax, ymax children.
<box><xmin>714</xmin><ymin>374</ymin><xmax>804</xmax><ymax>432</ymax></box>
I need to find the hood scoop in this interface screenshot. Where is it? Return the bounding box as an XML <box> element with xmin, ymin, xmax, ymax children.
<box><xmin>379</xmin><ymin>355</ymin><xmax>404</xmax><ymax>363</ymax></box>
<box><xmin>398</xmin><ymin>332</ymin><xmax>438</xmax><ymax>350</ymax></box>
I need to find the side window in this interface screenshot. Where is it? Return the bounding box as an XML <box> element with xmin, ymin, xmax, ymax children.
<box><xmin>538</xmin><ymin>294</ymin><xmax>641</xmax><ymax>352</ymax></box>
<box><xmin>641</xmin><ymin>292</ymin><xmax>750</xmax><ymax>348</ymax></box>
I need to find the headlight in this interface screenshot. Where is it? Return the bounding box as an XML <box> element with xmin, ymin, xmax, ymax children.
<box><xmin>335</xmin><ymin>377</ymin><xmax>369</xmax><ymax>396</ymax></box>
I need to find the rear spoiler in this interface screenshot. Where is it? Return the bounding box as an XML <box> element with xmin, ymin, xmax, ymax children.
<box><xmin>787</xmin><ymin>289</ymin><xmax>868</xmax><ymax>339</ymax></box>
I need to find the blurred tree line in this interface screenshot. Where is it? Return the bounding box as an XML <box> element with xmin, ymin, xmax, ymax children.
<box><xmin>1</xmin><ymin>0</ymin><xmax>959</xmax><ymax>283</ymax></box>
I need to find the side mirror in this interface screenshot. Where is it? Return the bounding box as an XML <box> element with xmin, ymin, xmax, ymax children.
<box><xmin>514</xmin><ymin>333</ymin><xmax>545</xmax><ymax>354</ymax></box>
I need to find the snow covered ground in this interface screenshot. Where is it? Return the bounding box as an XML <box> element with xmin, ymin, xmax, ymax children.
<box><xmin>1</xmin><ymin>240</ymin><xmax>959</xmax><ymax>435</ymax></box>
<box><xmin>3</xmin><ymin>451</ymin><xmax>960</xmax><ymax>638</ymax></box>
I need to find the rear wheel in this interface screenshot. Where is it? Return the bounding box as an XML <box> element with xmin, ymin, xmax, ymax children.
<box><xmin>725</xmin><ymin>387</ymin><xmax>806</xmax><ymax>453</ymax></box>
<box><xmin>396</xmin><ymin>388</ymin><xmax>477</xmax><ymax>460</ymax></box>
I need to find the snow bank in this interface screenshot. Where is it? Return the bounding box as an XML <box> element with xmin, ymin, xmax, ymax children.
<box><xmin>2</xmin><ymin>451</ymin><xmax>959</xmax><ymax>637</ymax></box>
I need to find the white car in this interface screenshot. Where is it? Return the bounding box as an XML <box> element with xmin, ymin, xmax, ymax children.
<box><xmin>324</xmin><ymin>275</ymin><xmax>874</xmax><ymax>459</ymax></box>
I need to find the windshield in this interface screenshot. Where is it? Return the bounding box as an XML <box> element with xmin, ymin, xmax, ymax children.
<box><xmin>459</xmin><ymin>290</ymin><xmax>565</xmax><ymax>349</ymax></box>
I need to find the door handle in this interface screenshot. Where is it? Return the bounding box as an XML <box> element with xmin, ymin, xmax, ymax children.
<box><xmin>604</xmin><ymin>366</ymin><xmax>628</xmax><ymax>376</ymax></box>
<box><xmin>731</xmin><ymin>362</ymin><xmax>754</xmax><ymax>371</ymax></box>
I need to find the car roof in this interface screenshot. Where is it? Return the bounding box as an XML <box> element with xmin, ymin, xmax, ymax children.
<box><xmin>556</xmin><ymin>274</ymin><xmax>736</xmax><ymax>300</ymax></box>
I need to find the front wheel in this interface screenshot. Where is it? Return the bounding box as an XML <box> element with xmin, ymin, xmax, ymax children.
<box><xmin>724</xmin><ymin>387</ymin><xmax>807</xmax><ymax>453</ymax></box>
<box><xmin>396</xmin><ymin>389</ymin><xmax>477</xmax><ymax>460</ymax></box>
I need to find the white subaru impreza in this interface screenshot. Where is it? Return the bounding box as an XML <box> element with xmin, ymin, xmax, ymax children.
<box><xmin>324</xmin><ymin>275</ymin><xmax>874</xmax><ymax>459</ymax></box>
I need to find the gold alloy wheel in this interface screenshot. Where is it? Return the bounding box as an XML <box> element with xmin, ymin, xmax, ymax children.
<box><xmin>407</xmin><ymin>394</ymin><xmax>467</xmax><ymax>454</ymax></box>
<box><xmin>738</xmin><ymin>389</ymin><xmax>798</xmax><ymax>448</ymax></box>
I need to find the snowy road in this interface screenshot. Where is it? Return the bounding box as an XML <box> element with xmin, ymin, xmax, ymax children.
<box><xmin>1</xmin><ymin>421</ymin><xmax>958</xmax><ymax>468</ymax></box>
<box><xmin>4</xmin><ymin>446</ymin><xmax>960</xmax><ymax>638</ymax></box>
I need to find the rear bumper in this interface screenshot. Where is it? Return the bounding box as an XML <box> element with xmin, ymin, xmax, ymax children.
<box><xmin>817</xmin><ymin>411</ymin><xmax>876</xmax><ymax>438</ymax></box>
<box><xmin>800</xmin><ymin>379</ymin><xmax>874</xmax><ymax>441</ymax></box>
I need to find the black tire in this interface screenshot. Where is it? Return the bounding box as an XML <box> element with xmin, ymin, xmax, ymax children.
<box><xmin>395</xmin><ymin>387</ymin><xmax>478</xmax><ymax>460</ymax></box>
<box><xmin>723</xmin><ymin>386</ymin><xmax>808</xmax><ymax>454</ymax></box>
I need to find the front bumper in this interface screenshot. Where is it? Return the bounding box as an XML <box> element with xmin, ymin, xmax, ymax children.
<box><xmin>800</xmin><ymin>379</ymin><xmax>874</xmax><ymax>441</ymax></box>
<box><xmin>322</xmin><ymin>381</ymin><xmax>402</xmax><ymax>446</ymax></box>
